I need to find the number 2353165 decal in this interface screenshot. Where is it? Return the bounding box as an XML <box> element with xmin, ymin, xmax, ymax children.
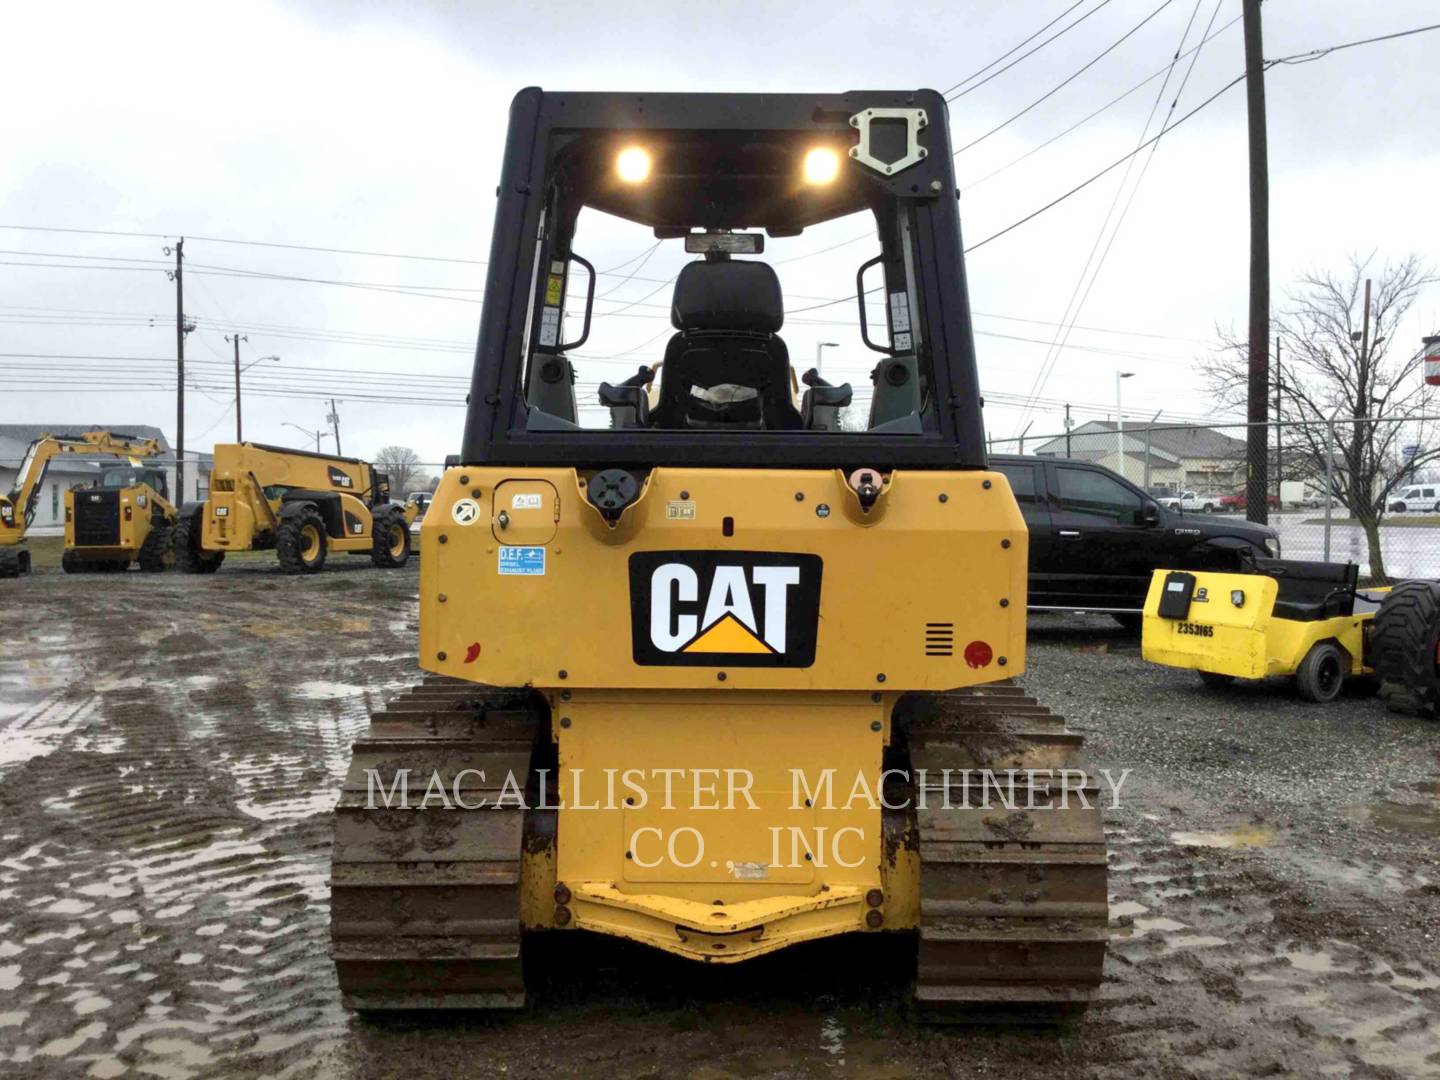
<box><xmin>1177</xmin><ymin>622</ymin><xmax>1214</xmax><ymax>637</ymax></box>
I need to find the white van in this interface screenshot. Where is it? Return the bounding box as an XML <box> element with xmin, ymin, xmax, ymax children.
<box><xmin>1389</xmin><ymin>485</ymin><xmax>1440</xmax><ymax>513</ymax></box>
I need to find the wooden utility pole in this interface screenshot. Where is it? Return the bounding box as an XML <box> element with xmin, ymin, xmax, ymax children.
<box><xmin>227</xmin><ymin>333</ymin><xmax>248</xmax><ymax>442</ymax></box>
<box><xmin>1242</xmin><ymin>0</ymin><xmax>1270</xmax><ymax>525</ymax></box>
<box><xmin>328</xmin><ymin>398</ymin><xmax>342</xmax><ymax>455</ymax></box>
<box><xmin>173</xmin><ymin>238</ymin><xmax>186</xmax><ymax>501</ymax></box>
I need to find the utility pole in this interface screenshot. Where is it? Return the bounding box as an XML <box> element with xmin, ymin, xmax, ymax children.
<box><xmin>1242</xmin><ymin>0</ymin><xmax>1270</xmax><ymax>525</ymax></box>
<box><xmin>327</xmin><ymin>399</ymin><xmax>342</xmax><ymax>455</ymax></box>
<box><xmin>1064</xmin><ymin>404</ymin><xmax>1072</xmax><ymax>458</ymax></box>
<box><xmin>172</xmin><ymin>238</ymin><xmax>186</xmax><ymax>501</ymax></box>
<box><xmin>226</xmin><ymin>333</ymin><xmax>249</xmax><ymax>442</ymax></box>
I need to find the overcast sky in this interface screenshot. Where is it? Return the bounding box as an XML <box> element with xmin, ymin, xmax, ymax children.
<box><xmin>2</xmin><ymin>0</ymin><xmax>1437</xmax><ymax>472</ymax></box>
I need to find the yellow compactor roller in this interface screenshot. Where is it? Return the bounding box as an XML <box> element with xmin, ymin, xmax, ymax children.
<box><xmin>330</xmin><ymin>89</ymin><xmax>1108</xmax><ymax>1019</ymax></box>
<box><xmin>176</xmin><ymin>442</ymin><xmax>416</xmax><ymax>574</ymax></box>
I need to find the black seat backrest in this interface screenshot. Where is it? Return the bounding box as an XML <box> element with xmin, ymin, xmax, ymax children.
<box><xmin>652</xmin><ymin>260</ymin><xmax>801</xmax><ymax>430</ymax></box>
<box><xmin>1252</xmin><ymin>557</ymin><xmax>1358</xmax><ymax>621</ymax></box>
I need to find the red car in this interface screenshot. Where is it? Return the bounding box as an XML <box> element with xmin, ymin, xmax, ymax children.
<box><xmin>1218</xmin><ymin>490</ymin><xmax>1280</xmax><ymax>511</ymax></box>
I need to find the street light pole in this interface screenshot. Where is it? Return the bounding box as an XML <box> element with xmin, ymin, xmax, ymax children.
<box><xmin>1115</xmin><ymin>371</ymin><xmax>1134</xmax><ymax>481</ymax></box>
<box><xmin>815</xmin><ymin>341</ymin><xmax>839</xmax><ymax>378</ymax></box>
<box><xmin>226</xmin><ymin>339</ymin><xmax>279</xmax><ymax>443</ymax></box>
<box><xmin>283</xmin><ymin>422</ymin><xmax>324</xmax><ymax>453</ymax></box>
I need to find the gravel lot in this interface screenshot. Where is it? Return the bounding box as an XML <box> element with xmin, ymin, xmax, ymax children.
<box><xmin>0</xmin><ymin>566</ymin><xmax>1437</xmax><ymax>1078</ymax></box>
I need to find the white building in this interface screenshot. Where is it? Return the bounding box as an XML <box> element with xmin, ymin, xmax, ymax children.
<box><xmin>0</xmin><ymin>424</ymin><xmax>212</xmax><ymax>534</ymax></box>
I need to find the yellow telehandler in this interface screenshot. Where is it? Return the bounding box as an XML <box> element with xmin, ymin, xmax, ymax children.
<box><xmin>1</xmin><ymin>430</ymin><xmax>164</xmax><ymax>578</ymax></box>
<box><xmin>175</xmin><ymin>442</ymin><xmax>416</xmax><ymax>574</ymax></box>
<box><xmin>329</xmin><ymin>88</ymin><xmax>1108</xmax><ymax>1021</ymax></box>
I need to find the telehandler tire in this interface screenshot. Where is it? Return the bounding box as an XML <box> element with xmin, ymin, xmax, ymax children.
<box><xmin>1296</xmin><ymin>641</ymin><xmax>1345</xmax><ymax>703</ymax></box>
<box><xmin>277</xmin><ymin>509</ymin><xmax>328</xmax><ymax>574</ymax></box>
<box><xmin>1371</xmin><ymin>579</ymin><xmax>1440</xmax><ymax>719</ymax></box>
<box><xmin>174</xmin><ymin>516</ymin><xmax>224</xmax><ymax>574</ymax></box>
<box><xmin>138</xmin><ymin>524</ymin><xmax>174</xmax><ymax>572</ymax></box>
<box><xmin>370</xmin><ymin>507</ymin><xmax>411</xmax><ymax>568</ymax></box>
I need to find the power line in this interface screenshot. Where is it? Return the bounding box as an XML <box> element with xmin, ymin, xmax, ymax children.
<box><xmin>961</xmin><ymin>13</ymin><xmax>1241</xmax><ymax>190</ymax></box>
<box><xmin>941</xmin><ymin>0</ymin><xmax>1091</xmax><ymax>96</ymax></box>
<box><xmin>964</xmin><ymin>70</ymin><xmax>1246</xmax><ymax>254</ymax></box>
<box><xmin>954</xmin><ymin>0</ymin><xmax>1179</xmax><ymax>155</ymax></box>
<box><xmin>1015</xmin><ymin>0</ymin><xmax>1213</xmax><ymax>431</ymax></box>
<box><xmin>946</xmin><ymin>0</ymin><xmax>1120</xmax><ymax>100</ymax></box>
<box><xmin>1267</xmin><ymin>21</ymin><xmax>1440</xmax><ymax>66</ymax></box>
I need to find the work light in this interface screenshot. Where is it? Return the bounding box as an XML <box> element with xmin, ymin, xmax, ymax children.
<box><xmin>616</xmin><ymin>146</ymin><xmax>651</xmax><ymax>183</ymax></box>
<box><xmin>803</xmin><ymin>147</ymin><xmax>840</xmax><ymax>185</ymax></box>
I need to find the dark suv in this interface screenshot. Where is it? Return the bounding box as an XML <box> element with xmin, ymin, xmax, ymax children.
<box><xmin>992</xmin><ymin>455</ymin><xmax>1280</xmax><ymax>627</ymax></box>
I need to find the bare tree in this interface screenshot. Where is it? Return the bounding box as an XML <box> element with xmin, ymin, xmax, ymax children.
<box><xmin>1204</xmin><ymin>253</ymin><xmax>1436</xmax><ymax>581</ymax></box>
<box><xmin>374</xmin><ymin>446</ymin><xmax>421</xmax><ymax>495</ymax></box>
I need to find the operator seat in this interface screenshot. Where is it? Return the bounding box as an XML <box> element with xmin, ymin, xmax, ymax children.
<box><xmin>649</xmin><ymin>259</ymin><xmax>802</xmax><ymax>430</ymax></box>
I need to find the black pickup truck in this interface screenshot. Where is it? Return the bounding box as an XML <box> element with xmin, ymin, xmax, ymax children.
<box><xmin>991</xmin><ymin>454</ymin><xmax>1280</xmax><ymax>628</ymax></box>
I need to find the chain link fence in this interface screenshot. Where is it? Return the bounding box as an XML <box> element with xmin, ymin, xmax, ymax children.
<box><xmin>987</xmin><ymin>415</ymin><xmax>1440</xmax><ymax>583</ymax></box>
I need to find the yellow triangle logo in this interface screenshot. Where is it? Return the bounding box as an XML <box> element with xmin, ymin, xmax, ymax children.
<box><xmin>682</xmin><ymin>612</ymin><xmax>774</xmax><ymax>654</ymax></box>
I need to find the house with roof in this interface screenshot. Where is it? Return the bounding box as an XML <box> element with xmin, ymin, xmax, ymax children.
<box><xmin>1032</xmin><ymin>419</ymin><xmax>1247</xmax><ymax>495</ymax></box>
<box><xmin>0</xmin><ymin>424</ymin><xmax>212</xmax><ymax>534</ymax></box>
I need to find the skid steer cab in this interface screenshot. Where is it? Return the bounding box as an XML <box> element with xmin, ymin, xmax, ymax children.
<box><xmin>63</xmin><ymin>465</ymin><xmax>177</xmax><ymax>574</ymax></box>
<box><xmin>1141</xmin><ymin>559</ymin><xmax>1389</xmax><ymax>702</ymax></box>
<box><xmin>176</xmin><ymin>443</ymin><xmax>417</xmax><ymax>575</ymax></box>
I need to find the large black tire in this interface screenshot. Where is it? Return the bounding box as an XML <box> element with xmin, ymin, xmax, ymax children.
<box><xmin>277</xmin><ymin>508</ymin><xmax>328</xmax><ymax>574</ymax></box>
<box><xmin>1371</xmin><ymin>580</ymin><xmax>1440</xmax><ymax>719</ymax></box>
<box><xmin>137</xmin><ymin>523</ymin><xmax>174</xmax><ymax>573</ymax></box>
<box><xmin>0</xmin><ymin>547</ymin><xmax>30</xmax><ymax>577</ymax></box>
<box><xmin>370</xmin><ymin>507</ymin><xmax>411</xmax><ymax>568</ymax></box>
<box><xmin>61</xmin><ymin>549</ymin><xmax>87</xmax><ymax>575</ymax></box>
<box><xmin>1296</xmin><ymin>641</ymin><xmax>1346</xmax><ymax>704</ymax></box>
<box><xmin>174</xmin><ymin>515</ymin><xmax>224</xmax><ymax>574</ymax></box>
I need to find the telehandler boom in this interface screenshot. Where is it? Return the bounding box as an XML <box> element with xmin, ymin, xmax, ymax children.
<box><xmin>176</xmin><ymin>442</ymin><xmax>416</xmax><ymax>574</ymax></box>
<box><xmin>1</xmin><ymin>430</ymin><xmax>163</xmax><ymax>578</ymax></box>
<box><xmin>331</xmin><ymin>89</ymin><xmax>1108</xmax><ymax>1020</ymax></box>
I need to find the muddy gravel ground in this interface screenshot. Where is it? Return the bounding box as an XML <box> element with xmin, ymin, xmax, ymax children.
<box><xmin>1</xmin><ymin>564</ymin><xmax>1437</xmax><ymax>1079</ymax></box>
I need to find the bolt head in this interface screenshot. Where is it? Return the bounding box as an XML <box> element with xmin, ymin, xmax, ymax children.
<box><xmin>554</xmin><ymin>905</ymin><xmax>572</xmax><ymax>927</ymax></box>
<box><xmin>554</xmin><ymin>883</ymin><xmax>572</xmax><ymax>905</ymax></box>
<box><xmin>865</xmin><ymin>909</ymin><xmax>884</xmax><ymax>929</ymax></box>
<box><xmin>865</xmin><ymin>888</ymin><xmax>884</xmax><ymax>908</ymax></box>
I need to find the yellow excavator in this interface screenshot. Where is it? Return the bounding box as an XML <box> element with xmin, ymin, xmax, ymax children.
<box><xmin>1</xmin><ymin>430</ymin><xmax>164</xmax><ymax>578</ymax></box>
<box><xmin>175</xmin><ymin>442</ymin><xmax>417</xmax><ymax>574</ymax></box>
<box><xmin>330</xmin><ymin>89</ymin><xmax>1107</xmax><ymax>1020</ymax></box>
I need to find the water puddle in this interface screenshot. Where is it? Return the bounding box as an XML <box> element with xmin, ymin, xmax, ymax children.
<box><xmin>292</xmin><ymin>681</ymin><xmax>365</xmax><ymax>701</ymax></box>
<box><xmin>1171</xmin><ymin>825</ymin><xmax>1274</xmax><ymax>849</ymax></box>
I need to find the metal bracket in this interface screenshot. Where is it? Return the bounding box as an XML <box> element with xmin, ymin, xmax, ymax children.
<box><xmin>848</xmin><ymin>107</ymin><xmax>929</xmax><ymax>176</ymax></box>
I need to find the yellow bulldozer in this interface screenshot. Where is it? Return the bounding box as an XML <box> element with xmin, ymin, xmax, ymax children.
<box><xmin>175</xmin><ymin>442</ymin><xmax>416</xmax><ymax>574</ymax></box>
<box><xmin>330</xmin><ymin>89</ymin><xmax>1107</xmax><ymax>1020</ymax></box>
<box><xmin>1</xmin><ymin>430</ymin><xmax>166</xmax><ymax>578</ymax></box>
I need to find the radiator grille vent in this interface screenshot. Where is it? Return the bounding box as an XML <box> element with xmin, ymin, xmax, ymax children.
<box><xmin>925</xmin><ymin>622</ymin><xmax>955</xmax><ymax>657</ymax></box>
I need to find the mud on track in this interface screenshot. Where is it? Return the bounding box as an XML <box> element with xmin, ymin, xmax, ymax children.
<box><xmin>0</xmin><ymin>571</ymin><xmax>1437</xmax><ymax>1078</ymax></box>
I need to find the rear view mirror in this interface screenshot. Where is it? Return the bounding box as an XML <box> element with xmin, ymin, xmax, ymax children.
<box><xmin>1141</xmin><ymin>501</ymin><xmax>1160</xmax><ymax>526</ymax></box>
<box><xmin>684</xmin><ymin>232</ymin><xmax>764</xmax><ymax>255</ymax></box>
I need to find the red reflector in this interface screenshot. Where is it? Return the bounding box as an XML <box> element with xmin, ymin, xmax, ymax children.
<box><xmin>464</xmin><ymin>642</ymin><xmax>482</xmax><ymax>664</ymax></box>
<box><xmin>963</xmin><ymin>640</ymin><xmax>993</xmax><ymax>669</ymax></box>
<box><xmin>124</xmin><ymin>506</ymin><xmax>132</xmax><ymax>521</ymax></box>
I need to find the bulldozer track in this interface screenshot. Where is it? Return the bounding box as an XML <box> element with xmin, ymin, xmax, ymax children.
<box><xmin>330</xmin><ymin>676</ymin><xmax>541</xmax><ymax>1010</ymax></box>
<box><xmin>900</xmin><ymin>682</ymin><xmax>1109</xmax><ymax>1021</ymax></box>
